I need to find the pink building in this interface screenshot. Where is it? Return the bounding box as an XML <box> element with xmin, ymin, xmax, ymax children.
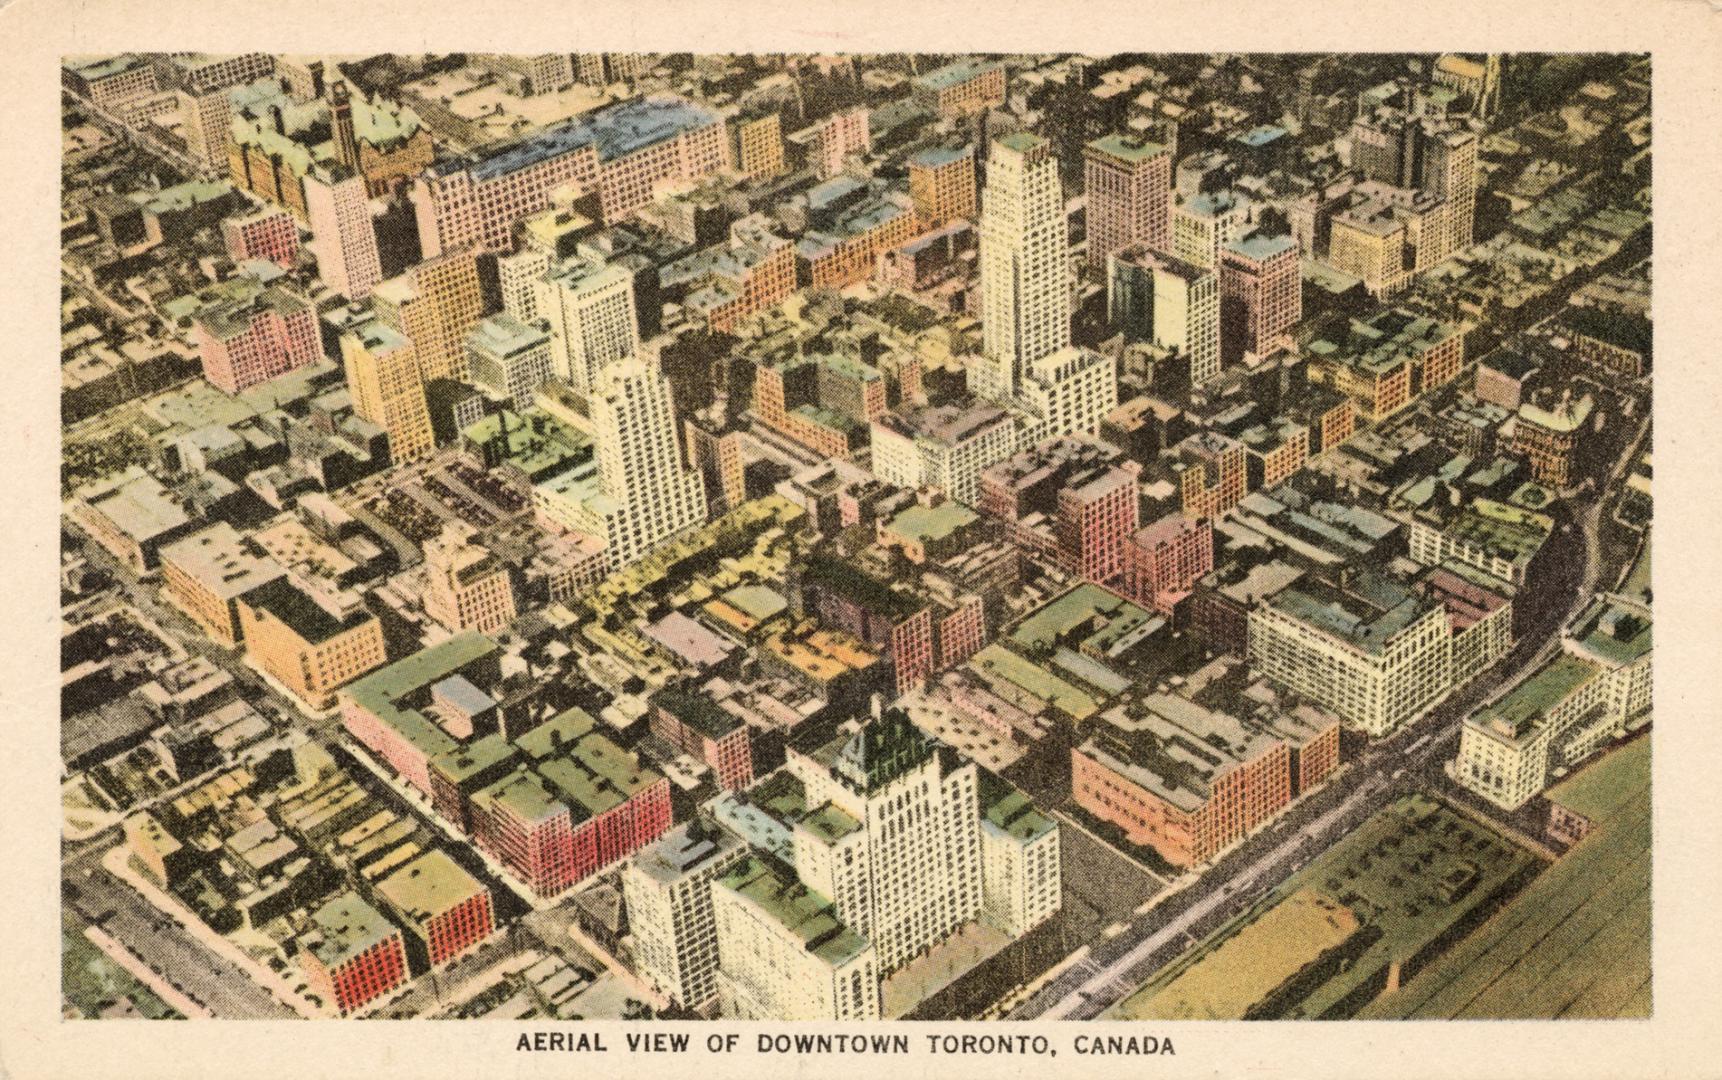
<box><xmin>1126</xmin><ymin>513</ymin><xmax>1214</xmax><ymax>615</ymax></box>
<box><xmin>1055</xmin><ymin>462</ymin><xmax>1140</xmax><ymax>587</ymax></box>
<box><xmin>189</xmin><ymin>278</ymin><xmax>321</xmax><ymax>394</ymax></box>
<box><xmin>1084</xmin><ymin>134</ymin><xmax>1172</xmax><ymax>273</ymax></box>
<box><xmin>1219</xmin><ymin>234</ymin><xmax>1302</xmax><ymax>364</ymax></box>
<box><xmin>412</xmin><ymin>95</ymin><xmax>727</xmax><ymax>256</ymax></box>
<box><xmin>222</xmin><ymin>207</ymin><xmax>301</xmax><ymax>268</ymax></box>
<box><xmin>791</xmin><ymin>106</ymin><xmax>870</xmax><ymax>180</ymax></box>
<box><xmin>305</xmin><ymin>169</ymin><xmax>383</xmax><ymax>301</ymax></box>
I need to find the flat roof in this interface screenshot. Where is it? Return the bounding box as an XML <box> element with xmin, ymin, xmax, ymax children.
<box><xmin>159</xmin><ymin>523</ymin><xmax>284</xmax><ymax>599</ymax></box>
<box><xmin>1267</xmin><ymin>571</ymin><xmax>1435</xmax><ymax>656</ymax></box>
<box><xmin>305</xmin><ymin>891</ymin><xmax>397</xmax><ymax>969</ymax></box>
<box><xmin>440</xmin><ymin>94</ymin><xmax>719</xmax><ymax>181</ymax></box>
<box><xmin>375</xmin><ymin>849</ymin><xmax>485</xmax><ymax>923</ymax></box>
<box><xmin>718</xmin><ymin>855</ymin><xmax>870</xmax><ymax>967</ymax></box>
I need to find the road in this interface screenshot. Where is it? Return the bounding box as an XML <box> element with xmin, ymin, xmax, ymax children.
<box><xmin>63</xmin><ymin>842</ymin><xmax>296</xmax><ymax>1019</ymax></box>
<box><xmin>1007</xmin><ymin>397</ymin><xmax>1649</xmax><ymax>1022</ymax></box>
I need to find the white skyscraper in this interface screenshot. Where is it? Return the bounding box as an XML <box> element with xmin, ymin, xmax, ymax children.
<box><xmin>623</xmin><ymin>820</ymin><xmax>747</xmax><ymax>1013</ymax></box>
<box><xmin>534</xmin><ymin>255</ymin><xmax>640</xmax><ymax>393</ymax></box>
<box><xmin>547</xmin><ymin>357</ymin><xmax>707</xmax><ymax>569</ymax></box>
<box><xmin>976</xmin><ymin>132</ymin><xmax>1071</xmax><ymax>403</ymax></box>
<box><xmin>975</xmin><ymin>131</ymin><xmax>1117</xmax><ymax>448</ymax></box>
<box><xmin>305</xmin><ymin>168</ymin><xmax>382</xmax><ymax>301</ymax></box>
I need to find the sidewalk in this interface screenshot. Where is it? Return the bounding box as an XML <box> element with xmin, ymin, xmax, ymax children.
<box><xmin>100</xmin><ymin>844</ymin><xmax>325</xmax><ymax>1019</ymax></box>
<box><xmin>83</xmin><ymin>925</ymin><xmax>213</xmax><ymax>1019</ymax></box>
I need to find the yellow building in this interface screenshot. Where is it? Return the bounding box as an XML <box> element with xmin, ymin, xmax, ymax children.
<box><xmin>159</xmin><ymin>523</ymin><xmax>286</xmax><ymax>646</ymax></box>
<box><xmin>729</xmin><ymin>111</ymin><xmax>786</xmax><ymax>180</ymax></box>
<box><xmin>236</xmin><ymin>575</ymin><xmax>387</xmax><ymax>710</ymax></box>
<box><xmin>342</xmin><ymin>321</ymin><xmax>435</xmax><ymax>463</ymax></box>
<box><xmin>371</xmin><ymin>251</ymin><xmax>486</xmax><ymax>383</ymax></box>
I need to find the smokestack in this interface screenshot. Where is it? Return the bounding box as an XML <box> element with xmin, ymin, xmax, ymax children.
<box><xmin>270</xmin><ymin>104</ymin><xmax>285</xmax><ymax>136</ymax></box>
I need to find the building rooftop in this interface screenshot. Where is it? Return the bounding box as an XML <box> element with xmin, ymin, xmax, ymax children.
<box><xmin>719</xmin><ymin>855</ymin><xmax>870</xmax><ymax>966</ymax></box>
<box><xmin>977</xmin><ymin>771</ymin><xmax>1055</xmax><ymax>843</ymax></box>
<box><xmin>915</xmin><ymin>58</ymin><xmax>1003</xmax><ymax>92</ymax></box>
<box><xmin>375</xmin><ymin>849</ymin><xmax>485</xmax><ymax>924</ymax></box>
<box><xmin>1225</xmin><ymin>232</ymin><xmax>1299</xmax><ymax>262</ymax></box>
<box><xmin>440</xmin><ymin>94</ymin><xmax>719</xmax><ymax>181</ymax></box>
<box><xmin>240</xmin><ymin>575</ymin><xmax>371</xmax><ymax>645</ymax></box>
<box><xmin>304</xmin><ymin>891</ymin><xmax>398</xmax><ymax>970</ymax></box>
<box><xmin>159</xmin><ymin>523</ymin><xmax>284</xmax><ymax>600</ymax></box>
<box><xmin>630</xmin><ymin>819</ymin><xmax>740</xmax><ymax>885</ymax></box>
<box><xmin>1566</xmin><ymin>596</ymin><xmax>1652</xmax><ymax>669</ymax></box>
<box><xmin>1267</xmin><ymin>570</ymin><xmax>1436</xmax><ymax>656</ymax></box>
<box><xmin>468</xmin><ymin>312</ymin><xmax>550</xmax><ymax>358</ymax></box>
<box><xmin>1087</xmin><ymin>133</ymin><xmax>1168</xmax><ymax>164</ymax></box>
<box><xmin>1472</xmin><ymin>653</ymin><xmax>1603</xmax><ymax>741</ymax></box>
<box><xmin>652</xmin><ymin>685</ymin><xmax>743</xmax><ymax>739</ymax></box>
<box><xmin>73</xmin><ymin>467</ymin><xmax>193</xmax><ymax>542</ymax></box>
<box><xmin>884</xmin><ymin>500</ymin><xmax>979</xmax><ymax>546</ymax></box>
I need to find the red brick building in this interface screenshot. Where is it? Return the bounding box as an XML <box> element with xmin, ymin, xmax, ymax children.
<box><xmin>1073</xmin><ymin>693</ymin><xmax>1339</xmax><ymax>868</ymax></box>
<box><xmin>649</xmin><ymin>686</ymin><xmax>756</xmax><ymax>791</ymax></box>
<box><xmin>299</xmin><ymin>892</ymin><xmax>407</xmax><ymax>1015</ymax></box>
<box><xmin>1126</xmin><ymin>513</ymin><xmax>1214</xmax><ymax>616</ymax></box>
<box><xmin>1219</xmin><ymin>234</ymin><xmax>1302</xmax><ymax>364</ymax></box>
<box><xmin>222</xmin><ymin>206</ymin><xmax>301</xmax><ymax>268</ymax></box>
<box><xmin>375</xmin><ymin>849</ymin><xmax>495</xmax><ymax>968</ymax></box>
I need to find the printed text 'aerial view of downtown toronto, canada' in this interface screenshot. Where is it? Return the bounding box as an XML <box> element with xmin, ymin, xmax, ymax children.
<box><xmin>59</xmin><ymin>50</ymin><xmax>1650</xmax><ymax>1025</ymax></box>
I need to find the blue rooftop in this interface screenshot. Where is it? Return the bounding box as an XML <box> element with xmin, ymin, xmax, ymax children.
<box><xmin>444</xmin><ymin>96</ymin><xmax>719</xmax><ymax>182</ymax></box>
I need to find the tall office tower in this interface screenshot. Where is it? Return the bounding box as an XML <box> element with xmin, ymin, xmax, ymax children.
<box><xmin>975</xmin><ymin>132</ymin><xmax>1071</xmax><ymax>404</ymax></box>
<box><xmin>728</xmin><ymin>109</ymin><xmax>786</xmax><ymax>180</ymax></box>
<box><xmin>780</xmin><ymin>708</ymin><xmax>984</xmax><ymax>972</ymax></box>
<box><xmin>622</xmin><ymin>821</ymin><xmax>747</xmax><ymax>1014</ymax></box>
<box><xmin>1218</xmin><ymin>233</ymin><xmax>1302</xmax><ymax>364</ymax></box>
<box><xmin>1172</xmin><ymin>189</ymin><xmax>1254</xmax><ymax>271</ymax></box>
<box><xmin>534</xmin><ymin>255</ymin><xmax>641</xmax><ymax>393</ymax></box>
<box><xmin>1421</xmin><ymin>128</ymin><xmax>1479</xmax><ymax>263</ymax></box>
<box><xmin>304</xmin><ymin>168</ymin><xmax>383</xmax><ymax>300</ymax></box>
<box><xmin>341</xmin><ymin>321</ymin><xmax>434</xmax><ymax>463</ymax></box>
<box><xmin>466</xmin><ymin>313</ymin><xmax>555</xmax><ymax>410</ymax></box>
<box><xmin>371</xmin><ymin>251</ymin><xmax>486</xmax><ymax>384</ymax></box>
<box><xmin>1083</xmin><ymin>134</ymin><xmax>1172</xmax><ymax>273</ymax></box>
<box><xmin>586</xmin><ymin>358</ymin><xmax>709</xmax><ymax>568</ymax></box>
<box><xmin>1108</xmin><ymin>245</ymin><xmax>1221</xmax><ymax>386</ymax></box>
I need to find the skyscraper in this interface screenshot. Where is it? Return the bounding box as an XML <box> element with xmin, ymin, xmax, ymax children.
<box><xmin>341</xmin><ymin>320</ymin><xmax>434</xmax><ymax>463</ymax></box>
<box><xmin>535</xmin><ymin>255</ymin><xmax>641</xmax><ymax>394</ymax></box>
<box><xmin>304</xmin><ymin>168</ymin><xmax>383</xmax><ymax>301</ymax></box>
<box><xmin>1219</xmin><ymin>233</ymin><xmax>1302</xmax><ymax>364</ymax></box>
<box><xmin>1083</xmin><ymin>134</ymin><xmax>1171</xmax><ymax>273</ymax></box>
<box><xmin>371</xmin><ymin>251</ymin><xmax>486</xmax><ymax>384</ymax></box>
<box><xmin>976</xmin><ymin>132</ymin><xmax>1070</xmax><ymax>403</ymax></box>
<box><xmin>534</xmin><ymin>358</ymin><xmax>708</xmax><ymax>570</ymax></box>
<box><xmin>1108</xmin><ymin>245</ymin><xmax>1221</xmax><ymax>386</ymax></box>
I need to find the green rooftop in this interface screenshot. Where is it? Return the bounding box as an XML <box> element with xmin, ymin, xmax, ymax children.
<box><xmin>1567</xmin><ymin>598</ymin><xmax>1652</xmax><ymax>668</ymax></box>
<box><xmin>1087</xmin><ymin>133</ymin><xmax>1168</xmax><ymax>163</ymax></box>
<box><xmin>719</xmin><ymin>856</ymin><xmax>870</xmax><ymax>967</ymax></box>
<box><xmin>1474</xmin><ymin>654</ymin><xmax>1602</xmax><ymax>739</ymax></box>
<box><xmin>978</xmin><ymin>771</ymin><xmax>1055</xmax><ymax>844</ymax></box>
<box><xmin>1010</xmin><ymin>583</ymin><xmax>1155</xmax><ymax>658</ymax></box>
<box><xmin>721</xmin><ymin>584</ymin><xmax>789</xmax><ymax>623</ymax></box>
<box><xmin>375</xmin><ymin>849</ymin><xmax>484</xmax><ymax>923</ymax></box>
<box><xmin>305</xmin><ymin>891</ymin><xmax>398</xmax><ymax>969</ymax></box>
<box><xmin>884</xmin><ymin>500</ymin><xmax>978</xmax><ymax>546</ymax></box>
<box><xmin>475</xmin><ymin>767</ymin><xmax>565</xmax><ymax>824</ymax></box>
<box><xmin>429</xmin><ymin>733</ymin><xmax>520</xmax><ymax>788</ymax></box>
<box><xmin>342</xmin><ymin>634</ymin><xmax>498</xmax><ymax>755</ymax></box>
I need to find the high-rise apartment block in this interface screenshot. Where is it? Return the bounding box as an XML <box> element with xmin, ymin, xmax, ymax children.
<box><xmin>1172</xmin><ymin>189</ymin><xmax>1253</xmax><ymax>270</ymax></box>
<box><xmin>1083</xmin><ymin>134</ymin><xmax>1171</xmax><ymax>273</ymax></box>
<box><xmin>1125</xmin><ymin>512</ymin><xmax>1215</xmax><ymax>615</ymax></box>
<box><xmin>533</xmin><ymin>359</ymin><xmax>708</xmax><ymax>570</ymax></box>
<box><xmin>534</xmin><ymin>254</ymin><xmax>641</xmax><ymax>393</ymax></box>
<box><xmin>1248</xmin><ymin>569</ymin><xmax>1452</xmax><ymax>736</ymax></box>
<box><xmin>729</xmin><ymin>109</ymin><xmax>786</xmax><ymax>180</ymax></box>
<box><xmin>786</xmin><ymin>106</ymin><xmax>871</xmax><ymax>180</ymax></box>
<box><xmin>975</xmin><ymin>132</ymin><xmax>1070</xmax><ymax>403</ymax></box>
<box><xmin>411</xmin><ymin>95</ymin><xmax>727</xmax><ymax>256</ymax></box>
